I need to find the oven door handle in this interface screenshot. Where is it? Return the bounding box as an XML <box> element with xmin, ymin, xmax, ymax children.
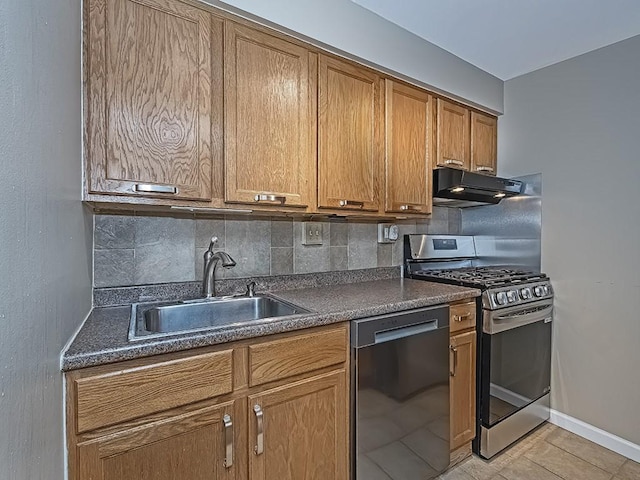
<box><xmin>489</xmin><ymin>303</ymin><xmax>553</xmax><ymax>333</ymax></box>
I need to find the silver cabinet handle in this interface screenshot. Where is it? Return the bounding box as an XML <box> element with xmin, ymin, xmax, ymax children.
<box><xmin>476</xmin><ymin>166</ymin><xmax>494</xmax><ymax>173</ymax></box>
<box><xmin>253</xmin><ymin>404</ymin><xmax>264</xmax><ymax>455</ymax></box>
<box><xmin>444</xmin><ymin>159</ymin><xmax>464</xmax><ymax>167</ymax></box>
<box><xmin>223</xmin><ymin>414</ymin><xmax>233</xmax><ymax>468</ymax></box>
<box><xmin>134</xmin><ymin>183</ymin><xmax>178</xmax><ymax>194</ymax></box>
<box><xmin>254</xmin><ymin>194</ymin><xmax>286</xmax><ymax>204</ymax></box>
<box><xmin>400</xmin><ymin>204</ymin><xmax>421</xmax><ymax>211</ymax></box>
<box><xmin>339</xmin><ymin>199</ymin><xmax>364</xmax><ymax>208</ymax></box>
<box><xmin>450</xmin><ymin>346</ymin><xmax>458</xmax><ymax>377</ymax></box>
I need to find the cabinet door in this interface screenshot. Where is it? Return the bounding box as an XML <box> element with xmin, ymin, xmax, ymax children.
<box><xmin>77</xmin><ymin>402</ymin><xmax>237</xmax><ymax>480</ymax></box>
<box><xmin>318</xmin><ymin>55</ymin><xmax>383</xmax><ymax>212</ymax></box>
<box><xmin>224</xmin><ymin>22</ymin><xmax>316</xmax><ymax>208</ymax></box>
<box><xmin>450</xmin><ymin>331</ymin><xmax>477</xmax><ymax>450</ymax></box>
<box><xmin>248</xmin><ymin>370</ymin><xmax>349</xmax><ymax>480</ymax></box>
<box><xmin>86</xmin><ymin>0</ymin><xmax>221</xmax><ymax>201</ymax></box>
<box><xmin>385</xmin><ymin>80</ymin><xmax>433</xmax><ymax>214</ymax></box>
<box><xmin>436</xmin><ymin>99</ymin><xmax>470</xmax><ymax>170</ymax></box>
<box><xmin>471</xmin><ymin>112</ymin><xmax>497</xmax><ymax>175</ymax></box>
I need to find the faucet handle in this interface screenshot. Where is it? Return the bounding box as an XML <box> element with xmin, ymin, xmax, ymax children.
<box><xmin>246</xmin><ymin>281</ymin><xmax>256</xmax><ymax>297</ymax></box>
<box><xmin>207</xmin><ymin>236</ymin><xmax>219</xmax><ymax>253</ymax></box>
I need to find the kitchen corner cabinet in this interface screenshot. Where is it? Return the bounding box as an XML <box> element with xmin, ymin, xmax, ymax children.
<box><xmin>436</xmin><ymin>99</ymin><xmax>471</xmax><ymax>171</ymax></box>
<box><xmin>318</xmin><ymin>55</ymin><xmax>383</xmax><ymax>212</ymax></box>
<box><xmin>449</xmin><ymin>301</ymin><xmax>477</xmax><ymax>452</ymax></box>
<box><xmin>85</xmin><ymin>0</ymin><xmax>223</xmax><ymax>202</ymax></box>
<box><xmin>224</xmin><ymin>22</ymin><xmax>316</xmax><ymax>209</ymax></box>
<box><xmin>471</xmin><ymin>111</ymin><xmax>498</xmax><ymax>175</ymax></box>
<box><xmin>384</xmin><ymin>80</ymin><xmax>433</xmax><ymax>215</ymax></box>
<box><xmin>65</xmin><ymin>324</ymin><xmax>349</xmax><ymax>480</ymax></box>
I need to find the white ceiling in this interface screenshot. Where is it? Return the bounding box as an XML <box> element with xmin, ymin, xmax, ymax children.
<box><xmin>351</xmin><ymin>0</ymin><xmax>640</xmax><ymax>80</ymax></box>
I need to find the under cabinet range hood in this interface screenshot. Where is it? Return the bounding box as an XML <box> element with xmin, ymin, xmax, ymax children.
<box><xmin>433</xmin><ymin>167</ymin><xmax>524</xmax><ymax>207</ymax></box>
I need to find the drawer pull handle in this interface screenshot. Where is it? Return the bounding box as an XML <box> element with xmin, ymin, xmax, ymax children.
<box><xmin>134</xmin><ymin>183</ymin><xmax>178</xmax><ymax>194</ymax></box>
<box><xmin>339</xmin><ymin>199</ymin><xmax>364</xmax><ymax>208</ymax></box>
<box><xmin>454</xmin><ymin>313</ymin><xmax>472</xmax><ymax>322</ymax></box>
<box><xmin>253</xmin><ymin>404</ymin><xmax>264</xmax><ymax>455</ymax></box>
<box><xmin>400</xmin><ymin>204</ymin><xmax>421</xmax><ymax>211</ymax></box>
<box><xmin>444</xmin><ymin>159</ymin><xmax>464</xmax><ymax>167</ymax></box>
<box><xmin>223</xmin><ymin>414</ymin><xmax>233</xmax><ymax>468</ymax></box>
<box><xmin>476</xmin><ymin>166</ymin><xmax>494</xmax><ymax>173</ymax></box>
<box><xmin>254</xmin><ymin>194</ymin><xmax>286</xmax><ymax>204</ymax></box>
<box><xmin>450</xmin><ymin>346</ymin><xmax>458</xmax><ymax>377</ymax></box>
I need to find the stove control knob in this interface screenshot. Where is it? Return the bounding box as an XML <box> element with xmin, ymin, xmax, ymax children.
<box><xmin>520</xmin><ymin>287</ymin><xmax>532</xmax><ymax>300</ymax></box>
<box><xmin>533</xmin><ymin>286</ymin><xmax>545</xmax><ymax>297</ymax></box>
<box><xmin>507</xmin><ymin>290</ymin><xmax>518</xmax><ymax>303</ymax></box>
<box><xmin>543</xmin><ymin>284</ymin><xmax>551</xmax><ymax>295</ymax></box>
<box><xmin>495</xmin><ymin>291</ymin><xmax>508</xmax><ymax>305</ymax></box>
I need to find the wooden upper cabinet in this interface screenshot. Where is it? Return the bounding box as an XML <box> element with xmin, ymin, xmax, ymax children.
<box><xmin>471</xmin><ymin>111</ymin><xmax>498</xmax><ymax>175</ymax></box>
<box><xmin>384</xmin><ymin>80</ymin><xmax>433</xmax><ymax>215</ymax></box>
<box><xmin>248</xmin><ymin>371</ymin><xmax>349</xmax><ymax>480</ymax></box>
<box><xmin>85</xmin><ymin>0</ymin><xmax>222</xmax><ymax>201</ymax></box>
<box><xmin>436</xmin><ymin>99</ymin><xmax>470</xmax><ymax>171</ymax></box>
<box><xmin>318</xmin><ymin>55</ymin><xmax>383</xmax><ymax>212</ymax></box>
<box><xmin>77</xmin><ymin>402</ymin><xmax>237</xmax><ymax>480</ymax></box>
<box><xmin>224</xmin><ymin>22</ymin><xmax>316</xmax><ymax>208</ymax></box>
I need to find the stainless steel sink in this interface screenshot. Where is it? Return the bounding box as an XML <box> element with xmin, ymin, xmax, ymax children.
<box><xmin>129</xmin><ymin>295</ymin><xmax>310</xmax><ymax>340</ymax></box>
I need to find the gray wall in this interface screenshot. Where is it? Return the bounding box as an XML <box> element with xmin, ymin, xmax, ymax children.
<box><xmin>94</xmin><ymin>208</ymin><xmax>460</xmax><ymax>287</ymax></box>
<box><xmin>204</xmin><ymin>0</ymin><xmax>504</xmax><ymax>114</ymax></box>
<box><xmin>0</xmin><ymin>1</ymin><xmax>93</xmax><ymax>478</ymax></box>
<box><xmin>498</xmin><ymin>35</ymin><xmax>640</xmax><ymax>445</ymax></box>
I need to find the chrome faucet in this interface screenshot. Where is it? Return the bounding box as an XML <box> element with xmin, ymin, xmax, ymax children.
<box><xmin>202</xmin><ymin>237</ymin><xmax>236</xmax><ymax>298</ymax></box>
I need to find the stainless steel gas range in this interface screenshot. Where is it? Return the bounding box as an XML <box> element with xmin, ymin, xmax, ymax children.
<box><xmin>404</xmin><ymin>234</ymin><xmax>554</xmax><ymax>458</ymax></box>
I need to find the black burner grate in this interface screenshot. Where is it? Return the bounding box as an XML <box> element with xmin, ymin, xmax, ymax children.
<box><xmin>411</xmin><ymin>267</ymin><xmax>546</xmax><ymax>288</ymax></box>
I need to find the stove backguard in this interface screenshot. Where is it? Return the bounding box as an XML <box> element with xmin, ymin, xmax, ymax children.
<box><xmin>460</xmin><ymin>173</ymin><xmax>542</xmax><ymax>272</ymax></box>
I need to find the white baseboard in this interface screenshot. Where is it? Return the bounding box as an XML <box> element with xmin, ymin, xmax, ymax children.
<box><xmin>549</xmin><ymin>409</ymin><xmax>640</xmax><ymax>463</ymax></box>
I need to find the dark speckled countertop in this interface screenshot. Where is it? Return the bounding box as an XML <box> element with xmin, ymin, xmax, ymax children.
<box><xmin>62</xmin><ymin>278</ymin><xmax>479</xmax><ymax>371</ymax></box>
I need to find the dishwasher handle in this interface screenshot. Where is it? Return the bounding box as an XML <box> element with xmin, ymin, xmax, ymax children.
<box><xmin>351</xmin><ymin>305</ymin><xmax>449</xmax><ymax>348</ymax></box>
<box><xmin>374</xmin><ymin>320</ymin><xmax>438</xmax><ymax>344</ymax></box>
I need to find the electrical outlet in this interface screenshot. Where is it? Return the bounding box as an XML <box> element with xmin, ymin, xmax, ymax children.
<box><xmin>302</xmin><ymin>222</ymin><xmax>323</xmax><ymax>245</ymax></box>
<box><xmin>378</xmin><ymin>223</ymin><xmax>399</xmax><ymax>243</ymax></box>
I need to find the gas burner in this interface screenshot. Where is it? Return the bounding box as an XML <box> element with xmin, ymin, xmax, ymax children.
<box><xmin>413</xmin><ymin>267</ymin><xmax>547</xmax><ymax>288</ymax></box>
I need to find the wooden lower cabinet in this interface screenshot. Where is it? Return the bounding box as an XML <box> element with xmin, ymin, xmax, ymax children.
<box><xmin>450</xmin><ymin>329</ymin><xmax>477</xmax><ymax>450</ymax></box>
<box><xmin>67</xmin><ymin>324</ymin><xmax>349</xmax><ymax>480</ymax></box>
<box><xmin>248</xmin><ymin>371</ymin><xmax>348</xmax><ymax>480</ymax></box>
<box><xmin>77</xmin><ymin>402</ymin><xmax>237</xmax><ymax>480</ymax></box>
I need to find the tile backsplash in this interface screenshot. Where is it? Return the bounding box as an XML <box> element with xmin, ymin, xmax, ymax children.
<box><xmin>93</xmin><ymin>207</ymin><xmax>460</xmax><ymax>288</ymax></box>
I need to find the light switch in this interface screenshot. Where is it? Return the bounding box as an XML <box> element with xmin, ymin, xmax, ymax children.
<box><xmin>302</xmin><ymin>222</ymin><xmax>323</xmax><ymax>245</ymax></box>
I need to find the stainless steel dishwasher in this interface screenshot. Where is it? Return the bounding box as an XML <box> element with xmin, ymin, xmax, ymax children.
<box><xmin>351</xmin><ymin>305</ymin><xmax>450</xmax><ymax>480</ymax></box>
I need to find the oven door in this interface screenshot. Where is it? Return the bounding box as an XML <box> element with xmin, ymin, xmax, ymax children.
<box><xmin>480</xmin><ymin>300</ymin><xmax>553</xmax><ymax>428</ymax></box>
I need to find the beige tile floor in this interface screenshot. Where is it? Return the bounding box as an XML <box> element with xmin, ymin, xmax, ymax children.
<box><xmin>440</xmin><ymin>423</ymin><xmax>640</xmax><ymax>480</ymax></box>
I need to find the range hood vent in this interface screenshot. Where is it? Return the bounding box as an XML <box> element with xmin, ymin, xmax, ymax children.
<box><xmin>433</xmin><ymin>168</ymin><xmax>524</xmax><ymax>208</ymax></box>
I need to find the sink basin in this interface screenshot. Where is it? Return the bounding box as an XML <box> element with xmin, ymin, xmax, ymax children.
<box><xmin>129</xmin><ymin>295</ymin><xmax>310</xmax><ymax>340</ymax></box>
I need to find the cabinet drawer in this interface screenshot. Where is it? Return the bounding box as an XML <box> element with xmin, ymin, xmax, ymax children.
<box><xmin>249</xmin><ymin>324</ymin><xmax>348</xmax><ymax>387</ymax></box>
<box><xmin>450</xmin><ymin>301</ymin><xmax>476</xmax><ymax>333</ymax></box>
<box><xmin>74</xmin><ymin>349</ymin><xmax>233</xmax><ymax>433</ymax></box>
